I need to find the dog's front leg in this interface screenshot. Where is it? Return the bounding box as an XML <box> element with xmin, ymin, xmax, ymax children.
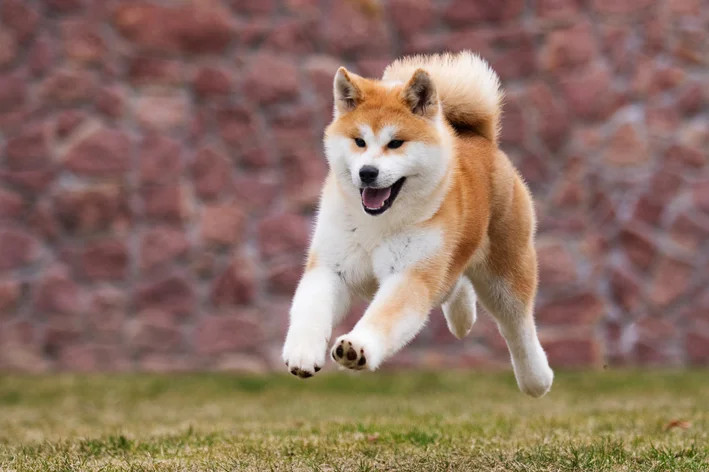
<box><xmin>282</xmin><ymin>264</ymin><xmax>350</xmax><ymax>378</ymax></box>
<box><xmin>330</xmin><ymin>271</ymin><xmax>435</xmax><ymax>371</ymax></box>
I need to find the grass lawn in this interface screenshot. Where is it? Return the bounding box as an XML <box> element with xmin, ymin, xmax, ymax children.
<box><xmin>0</xmin><ymin>369</ymin><xmax>707</xmax><ymax>471</ymax></box>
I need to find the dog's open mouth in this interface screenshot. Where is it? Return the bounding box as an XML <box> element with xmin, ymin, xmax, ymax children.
<box><xmin>359</xmin><ymin>177</ymin><xmax>406</xmax><ymax>215</ymax></box>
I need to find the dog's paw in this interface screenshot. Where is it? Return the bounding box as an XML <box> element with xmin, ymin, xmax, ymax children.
<box><xmin>282</xmin><ymin>332</ymin><xmax>327</xmax><ymax>379</ymax></box>
<box><xmin>330</xmin><ymin>331</ymin><xmax>383</xmax><ymax>371</ymax></box>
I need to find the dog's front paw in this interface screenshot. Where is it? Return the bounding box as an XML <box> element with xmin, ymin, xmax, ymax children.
<box><xmin>331</xmin><ymin>331</ymin><xmax>383</xmax><ymax>371</ymax></box>
<box><xmin>282</xmin><ymin>331</ymin><xmax>327</xmax><ymax>379</ymax></box>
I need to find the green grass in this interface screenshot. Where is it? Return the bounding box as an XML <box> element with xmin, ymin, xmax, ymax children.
<box><xmin>0</xmin><ymin>369</ymin><xmax>707</xmax><ymax>471</ymax></box>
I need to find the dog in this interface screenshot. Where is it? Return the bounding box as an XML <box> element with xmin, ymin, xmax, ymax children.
<box><xmin>281</xmin><ymin>51</ymin><xmax>554</xmax><ymax>398</ymax></box>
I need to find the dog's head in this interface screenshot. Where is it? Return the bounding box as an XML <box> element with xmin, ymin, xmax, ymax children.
<box><xmin>324</xmin><ymin>67</ymin><xmax>451</xmax><ymax>217</ymax></box>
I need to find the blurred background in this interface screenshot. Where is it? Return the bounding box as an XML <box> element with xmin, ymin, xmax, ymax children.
<box><xmin>0</xmin><ymin>0</ymin><xmax>707</xmax><ymax>373</ymax></box>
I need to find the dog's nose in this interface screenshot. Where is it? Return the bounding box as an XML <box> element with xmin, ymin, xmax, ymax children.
<box><xmin>359</xmin><ymin>166</ymin><xmax>379</xmax><ymax>185</ymax></box>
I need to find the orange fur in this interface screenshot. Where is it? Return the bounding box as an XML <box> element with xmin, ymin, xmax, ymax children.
<box><xmin>285</xmin><ymin>51</ymin><xmax>553</xmax><ymax>397</ymax></box>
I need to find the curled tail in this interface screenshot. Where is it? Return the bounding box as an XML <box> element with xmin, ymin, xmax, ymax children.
<box><xmin>382</xmin><ymin>50</ymin><xmax>504</xmax><ymax>144</ymax></box>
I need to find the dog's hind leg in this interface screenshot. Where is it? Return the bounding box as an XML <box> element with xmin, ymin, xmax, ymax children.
<box><xmin>442</xmin><ymin>277</ymin><xmax>477</xmax><ymax>339</ymax></box>
<box><xmin>468</xmin><ymin>246</ymin><xmax>553</xmax><ymax>398</ymax></box>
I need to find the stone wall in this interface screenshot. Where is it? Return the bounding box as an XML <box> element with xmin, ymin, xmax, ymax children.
<box><xmin>1</xmin><ymin>0</ymin><xmax>708</xmax><ymax>372</ymax></box>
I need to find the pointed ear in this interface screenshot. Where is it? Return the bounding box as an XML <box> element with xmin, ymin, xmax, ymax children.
<box><xmin>333</xmin><ymin>67</ymin><xmax>362</xmax><ymax>114</ymax></box>
<box><xmin>402</xmin><ymin>69</ymin><xmax>437</xmax><ymax>118</ymax></box>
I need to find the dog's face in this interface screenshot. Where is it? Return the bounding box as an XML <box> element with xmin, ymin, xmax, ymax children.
<box><xmin>324</xmin><ymin>68</ymin><xmax>450</xmax><ymax>217</ymax></box>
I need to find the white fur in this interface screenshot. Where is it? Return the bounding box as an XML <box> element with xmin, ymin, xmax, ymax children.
<box><xmin>383</xmin><ymin>50</ymin><xmax>503</xmax><ymax>143</ymax></box>
<box><xmin>282</xmin><ymin>52</ymin><xmax>553</xmax><ymax>398</ymax></box>
<box><xmin>281</xmin><ymin>265</ymin><xmax>350</xmax><ymax>376</ymax></box>
<box><xmin>467</xmin><ymin>270</ymin><xmax>553</xmax><ymax>398</ymax></box>
<box><xmin>442</xmin><ymin>277</ymin><xmax>477</xmax><ymax>339</ymax></box>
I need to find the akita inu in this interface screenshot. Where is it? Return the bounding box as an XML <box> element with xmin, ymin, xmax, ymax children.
<box><xmin>282</xmin><ymin>51</ymin><xmax>554</xmax><ymax>397</ymax></box>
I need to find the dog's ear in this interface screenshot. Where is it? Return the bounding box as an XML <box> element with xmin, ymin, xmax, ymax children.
<box><xmin>402</xmin><ymin>69</ymin><xmax>438</xmax><ymax>118</ymax></box>
<box><xmin>333</xmin><ymin>67</ymin><xmax>362</xmax><ymax>114</ymax></box>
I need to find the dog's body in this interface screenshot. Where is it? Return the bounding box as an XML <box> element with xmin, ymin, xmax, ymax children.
<box><xmin>282</xmin><ymin>51</ymin><xmax>554</xmax><ymax>397</ymax></box>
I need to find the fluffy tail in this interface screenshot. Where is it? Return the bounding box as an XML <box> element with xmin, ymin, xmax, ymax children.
<box><xmin>382</xmin><ymin>51</ymin><xmax>503</xmax><ymax>144</ymax></box>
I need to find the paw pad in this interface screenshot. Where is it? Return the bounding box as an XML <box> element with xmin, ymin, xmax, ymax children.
<box><xmin>332</xmin><ymin>340</ymin><xmax>367</xmax><ymax>370</ymax></box>
<box><xmin>289</xmin><ymin>366</ymin><xmax>317</xmax><ymax>379</ymax></box>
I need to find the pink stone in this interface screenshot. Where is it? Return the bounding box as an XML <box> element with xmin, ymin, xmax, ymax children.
<box><xmin>693</xmin><ymin>179</ymin><xmax>709</xmax><ymax>214</ymax></box>
<box><xmin>632</xmin><ymin>195</ymin><xmax>663</xmax><ymax>226</ymax></box>
<box><xmin>500</xmin><ymin>95</ymin><xmax>526</xmax><ymax>145</ymax></box>
<box><xmin>282</xmin><ymin>148</ymin><xmax>328</xmax><ymax>210</ymax></box>
<box><xmin>1</xmin><ymin>0</ymin><xmax>39</xmax><ymax>43</ymax></box>
<box><xmin>141</xmin><ymin>184</ymin><xmax>191</xmax><ymax>223</ymax></box>
<box><xmin>561</xmin><ymin>65</ymin><xmax>616</xmax><ymax>120</ymax></box>
<box><xmin>230</xmin><ymin>0</ymin><xmax>277</xmax><ymax>15</ymax></box>
<box><xmin>388</xmin><ymin>0</ymin><xmax>434</xmax><ymax>37</ymax></box>
<box><xmin>140</xmin><ymin>226</ymin><xmax>190</xmax><ymax>271</ymax></box>
<box><xmin>233</xmin><ymin>173</ymin><xmax>280</xmax><ymax>213</ymax></box>
<box><xmin>135</xmin><ymin>93</ymin><xmax>188</xmax><ymax>131</ymax></box>
<box><xmin>609</xmin><ymin>265</ymin><xmax>641</xmax><ymax>312</ymax></box>
<box><xmin>536</xmin><ymin>0</ymin><xmax>581</xmax><ymax>19</ymax></box>
<box><xmin>139</xmin><ymin>134</ymin><xmax>183</xmax><ymax>184</ymax></box>
<box><xmin>686</xmin><ymin>332</ymin><xmax>709</xmax><ymax>364</ymax></box>
<box><xmin>44</xmin><ymin>0</ymin><xmax>84</xmax><ymax>12</ymax></box>
<box><xmin>541</xmin><ymin>22</ymin><xmax>597</xmax><ymax>71</ymax></box>
<box><xmin>81</xmin><ymin>239</ymin><xmax>128</xmax><ymax>280</ymax></box>
<box><xmin>40</xmin><ymin>69</ymin><xmax>95</xmax><ymax>105</ymax></box>
<box><xmin>127</xmin><ymin>309</ymin><xmax>184</xmax><ymax>353</ymax></box>
<box><xmin>128</xmin><ymin>57</ymin><xmax>183</xmax><ymax>86</ymax></box>
<box><xmin>0</xmin><ymin>187</ymin><xmax>25</xmax><ymax>220</ymax></box>
<box><xmin>265</xmin><ymin>17</ymin><xmax>319</xmax><ymax>54</ymax></box>
<box><xmin>258</xmin><ymin>213</ymin><xmax>311</xmax><ymax>259</ymax></box>
<box><xmin>6</xmin><ymin>124</ymin><xmax>50</xmax><ymax>171</ymax></box>
<box><xmin>64</xmin><ymin>128</ymin><xmax>132</xmax><ymax>176</ymax></box>
<box><xmin>537</xmin><ymin>241</ymin><xmax>577</xmax><ymax>285</ymax></box>
<box><xmin>525</xmin><ymin>82</ymin><xmax>569</xmax><ymax>151</ymax></box>
<box><xmin>604</xmin><ymin>123</ymin><xmax>649</xmax><ymax>167</ymax></box>
<box><xmin>242</xmin><ymin>53</ymin><xmax>299</xmax><ymax>104</ymax></box>
<box><xmin>649</xmin><ymin>257</ymin><xmax>693</xmax><ymax>307</ymax></box>
<box><xmin>677</xmin><ymin>82</ymin><xmax>706</xmax><ymax>116</ymax></box>
<box><xmin>674</xmin><ymin>25</ymin><xmax>707</xmax><ymax>64</ymax></box>
<box><xmin>34</xmin><ymin>268</ymin><xmax>80</xmax><ymax>315</ymax></box>
<box><xmin>113</xmin><ymin>2</ymin><xmax>234</xmax><ymax>54</ymax></box>
<box><xmin>211</xmin><ymin>256</ymin><xmax>257</xmax><ymax>306</ymax></box>
<box><xmin>664</xmin><ymin>144</ymin><xmax>705</xmax><ymax>169</ymax></box>
<box><xmin>134</xmin><ymin>274</ymin><xmax>194</xmax><ymax>316</ymax></box>
<box><xmin>29</xmin><ymin>36</ymin><xmax>54</xmax><ymax>76</ymax></box>
<box><xmin>95</xmin><ymin>85</ymin><xmax>125</xmax><ymax>119</ymax></box>
<box><xmin>192</xmin><ymin>147</ymin><xmax>232</xmax><ymax>200</ymax></box>
<box><xmin>87</xmin><ymin>287</ymin><xmax>126</xmax><ymax>337</ymax></box>
<box><xmin>0</xmin><ymin>30</ymin><xmax>17</xmax><ymax>67</ymax></box>
<box><xmin>56</xmin><ymin>185</ymin><xmax>131</xmax><ymax>235</ymax></box>
<box><xmin>542</xmin><ymin>333</ymin><xmax>602</xmax><ymax>367</ymax></box>
<box><xmin>619</xmin><ymin>226</ymin><xmax>657</xmax><ymax>270</ymax></box>
<box><xmin>201</xmin><ymin>205</ymin><xmax>246</xmax><ymax>246</ymax></box>
<box><xmin>324</xmin><ymin>0</ymin><xmax>391</xmax><ymax>56</ymax></box>
<box><xmin>55</xmin><ymin>110</ymin><xmax>87</xmax><ymax>138</ymax></box>
<box><xmin>537</xmin><ymin>293</ymin><xmax>604</xmax><ymax>326</ymax></box>
<box><xmin>193</xmin><ymin>66</ymin><xmax>232</xmax><ymax>98</ymax></box>
<box><xmin>266</xmin><ymin>260</ymin><xmax>302</xmax><ymax>295</ymax></box>
<box><xmin>217</xmin><ymin>106</ymin><xmax>258</xmax><ymax>147</ymax></box>
<box><xmin>670</xmin><ymin>213</ymin><xmax>709</xmax><ymax>251</ymax></box>
<box><xmin>194</xmin><ymin>312</ymin><xmax>262</xmax><ymax>355</ymax></box>
<box><xmin>61</xmin><ymin>19</ymin><xmax>105</xmax><ymax>64</ymax></box>
<box><xmin>443</xmin><ymin>0</ymin><xmax>524</xmax><ymax>25</ymax></box>
<box><xmin>0</xmin><ymin>229</ymin><xmax>40</xmax><ymax>272</ymax></box>
<box><xmin>0</xmin><ymin>281</ymin><xmax>21</xmax><ymax>314</ymax></box>
<box><xmin>591</xmin><ymin>0</ymin><xmax>653</xmax><ymax>14</ymax></box>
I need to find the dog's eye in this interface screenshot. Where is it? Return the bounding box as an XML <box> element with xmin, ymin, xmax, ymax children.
<box><xmin>387</xmin><ymin>140</ymin><xmax>404</xmax><ymax>149</ymax></box>
<box><xmin>354</xmin><ymin>138</ymin><xmax>366</xmax><ymax>148</ymax></box>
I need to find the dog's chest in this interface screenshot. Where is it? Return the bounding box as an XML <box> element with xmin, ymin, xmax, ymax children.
<box><xmin>338</xmin><ymin>225</ymin><xmax>443</xmax><ymax>287</ymax></box>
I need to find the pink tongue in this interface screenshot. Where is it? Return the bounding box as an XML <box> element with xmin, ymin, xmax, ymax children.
<box><xmin>362</xmin><ymin>187</ymin><xmax>392</xmax><ymax>209</ymax></box>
